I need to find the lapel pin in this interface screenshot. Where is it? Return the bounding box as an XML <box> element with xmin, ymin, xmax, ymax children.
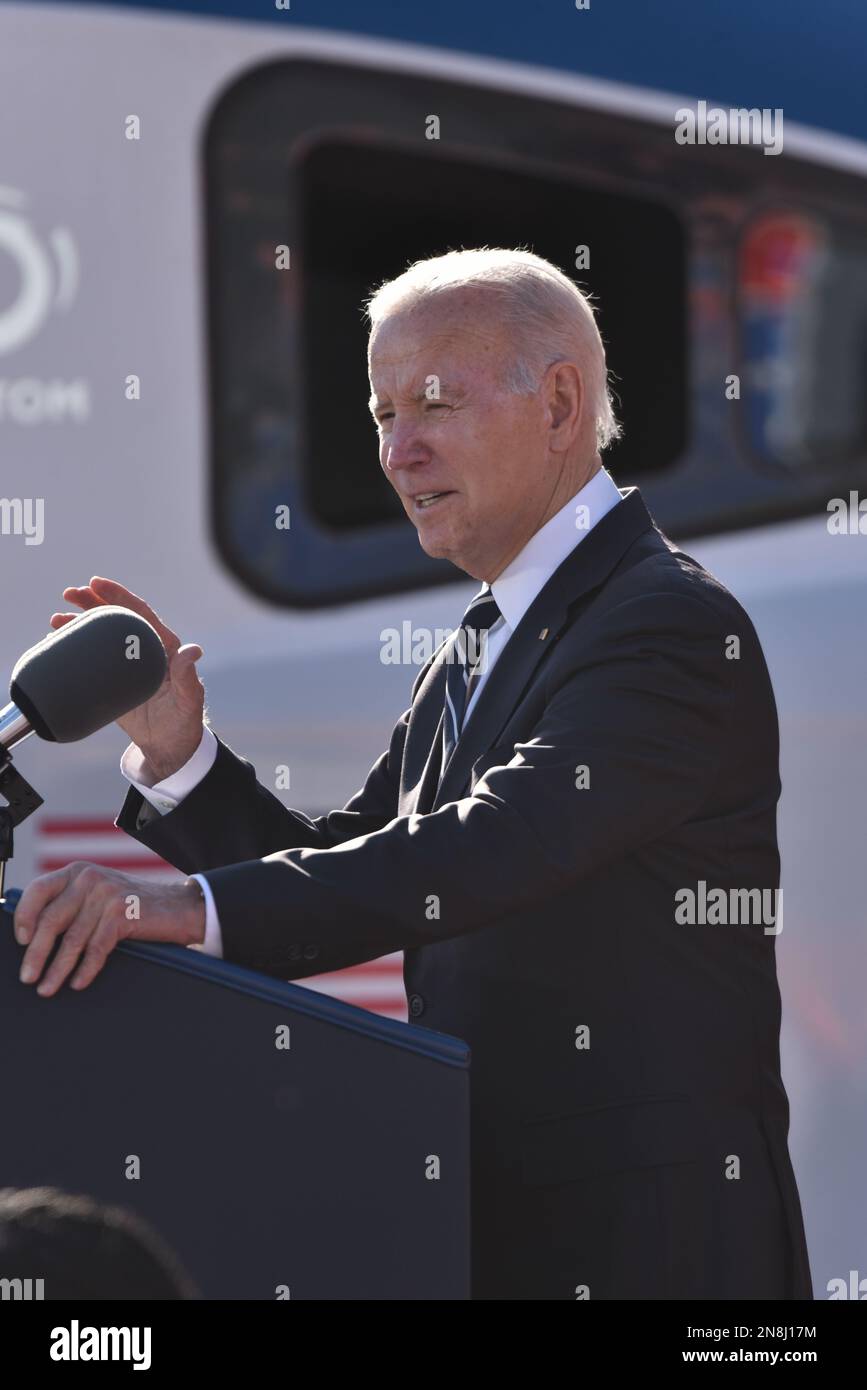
<box><xmin>538</xmin><ymin>627</ymin><xmax>549</xmax><ymax>640</ymax></box>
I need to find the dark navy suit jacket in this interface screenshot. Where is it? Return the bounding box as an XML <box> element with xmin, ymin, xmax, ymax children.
<box><xmin>116</xmin><ymin>488</ymin><xmax>813</xmax><ymax>1300</ymax></box>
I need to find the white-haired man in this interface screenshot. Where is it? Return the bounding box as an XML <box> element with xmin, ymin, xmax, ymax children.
<box><xmin>16</xmin><ymin>247</ymin><xmax>811</xmax><ymax>1301</ymax></box>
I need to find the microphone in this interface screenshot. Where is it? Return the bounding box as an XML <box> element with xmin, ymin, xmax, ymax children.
<box><xmin>0</xmin><ymin>885</ymin><xmax>21</xmax><ymax>920</ymax></box>
<box><xmin>1</xmin><ymin>606</ymin><xmax>167</xmax><ymax>750</ymax></box>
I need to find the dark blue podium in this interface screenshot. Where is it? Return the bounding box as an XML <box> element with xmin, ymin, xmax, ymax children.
<box><xmin>0</xmin><ymin>892</ymin><xmax>471</xmax><ymax>1299</ymax></box>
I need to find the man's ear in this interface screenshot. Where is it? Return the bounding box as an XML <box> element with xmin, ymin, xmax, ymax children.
<box><xmin>546</xmin><ymin>361</ymin><xmax>583</xmax><ymax>448</ymax></box>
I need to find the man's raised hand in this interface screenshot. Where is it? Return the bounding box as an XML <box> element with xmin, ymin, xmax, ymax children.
<box><xmin>49</xmin><ymin>576</ymin><xmax>205</xmax><ymax>779</ymax></box>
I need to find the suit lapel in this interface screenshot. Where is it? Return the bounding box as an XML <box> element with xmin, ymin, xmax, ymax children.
<box><xmin>399</xmin><ymin>488</ymin><xmax>655</xmax><ymax>815</ymax></box>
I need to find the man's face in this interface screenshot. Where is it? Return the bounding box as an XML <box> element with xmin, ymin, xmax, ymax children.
<box><xmin>368</xmin><ymin>294</ymin><xmax>553</xmax><ymax>581</ymax></box>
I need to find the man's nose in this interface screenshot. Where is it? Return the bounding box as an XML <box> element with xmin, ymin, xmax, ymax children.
<box><xmin>382</xmin><ymin>420</ymin><xmax>430</xmax><ymax>476</ymax></box>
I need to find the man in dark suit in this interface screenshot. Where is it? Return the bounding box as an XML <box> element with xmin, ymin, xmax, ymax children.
<box><xmin>15</xmin><ymin>248</ymin><xmax>812</xmax><ymax>1300</ymax></box>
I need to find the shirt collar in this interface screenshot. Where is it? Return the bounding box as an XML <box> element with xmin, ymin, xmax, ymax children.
<box><xmin>490</xmin><ymin>467</ymin><xmax>623</xmax><ymax>634</ymax></box>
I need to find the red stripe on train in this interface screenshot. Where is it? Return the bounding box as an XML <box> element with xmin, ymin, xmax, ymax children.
<box><xmin>39</xmin><ymin>819</ymin><xmax>124</xmax><ymax>835</ymax></box>
<box><xmin>37</xmin><ymin>857</ymin><xmax>175</xmax><ymax>872</ymax></box>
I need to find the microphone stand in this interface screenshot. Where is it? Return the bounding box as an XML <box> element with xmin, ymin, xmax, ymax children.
<box><xmin>0</xmin><ymin>744</ymin><xmax>43</xmax><ymax>907</ymax></box>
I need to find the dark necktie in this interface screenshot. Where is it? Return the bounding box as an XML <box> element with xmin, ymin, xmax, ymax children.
<box><xmin>440</xmin><ymin>585</ymin><xmax>502</xmax><ymax>781</ymax></box>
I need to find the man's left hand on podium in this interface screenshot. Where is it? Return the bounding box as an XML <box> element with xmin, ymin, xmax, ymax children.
<box><xmin>12</xmin><ymin>863</ymin><xmax>207</xmax><ymax>997</ymax></box>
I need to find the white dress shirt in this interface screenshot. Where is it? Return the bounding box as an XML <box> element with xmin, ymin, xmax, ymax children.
<box><xmin>119</xmin><ymin>467</ymin><xmax>623</xmax><ymax>959</ymax></box>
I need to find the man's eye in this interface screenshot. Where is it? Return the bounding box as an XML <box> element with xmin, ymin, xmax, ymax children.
<box><xmin>375</xmin><ymin>403</ymin><xmax>448</xmax><ymax>427</ymax></box>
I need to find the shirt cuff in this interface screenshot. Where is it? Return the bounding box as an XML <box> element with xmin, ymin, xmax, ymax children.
<box><xmin>188</xmin><ymin>874</ymin><xmax>223</xmax><ymax>957</ymax></box>
<box><xmin>120</xmin><ymin>724</ymin><xmax>219</xmax><ymax>815</ymax></box>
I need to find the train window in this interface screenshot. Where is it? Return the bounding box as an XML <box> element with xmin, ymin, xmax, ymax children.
<box><xmin>299</xmin><ymin>139</ymin><xmax>685</xmax><ymax>534</ymax></box>
<box><xmin>738</xmin><ymin>210</ymin><xmax>867</xmax><ymax>473</ymax></box>
<box><xmin>204</xmin><ymin>58</ymin><xmax>692</xmax><ymax>607</ymax></box>
<box><xmin>204</xmin><ymin>55</ymin><xmax>867</xmax><ymax>607</ymax></box>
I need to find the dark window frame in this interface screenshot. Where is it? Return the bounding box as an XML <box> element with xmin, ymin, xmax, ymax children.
<box><xmin>203</xmin><ymin>56</ymin><xmax>867</xmax><ymax>609</ymax></box>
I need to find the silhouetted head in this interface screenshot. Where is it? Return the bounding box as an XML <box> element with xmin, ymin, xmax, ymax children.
<box><xmin>0</xmin><ymin>1186</ymin><xmax>199</xmax><ymax>1300</ymax></box>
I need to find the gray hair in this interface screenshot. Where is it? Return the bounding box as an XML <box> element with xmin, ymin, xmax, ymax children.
<box><xmin>364</xmin><ymin>246</ymin><xmax>621</xmax><ymax>451</ymax></box>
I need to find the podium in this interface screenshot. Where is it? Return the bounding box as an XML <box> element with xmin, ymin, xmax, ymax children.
<box><xmin>0</xmin><ymin>892</ymin><xmax>471</xmax><ymax>1299</ymax></box>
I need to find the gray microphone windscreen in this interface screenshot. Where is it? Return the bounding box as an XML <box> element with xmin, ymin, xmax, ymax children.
<box><xmin>9</xmin><ymin>606</ymin><xmax>168</xmax><ymax>743</ymax></box>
